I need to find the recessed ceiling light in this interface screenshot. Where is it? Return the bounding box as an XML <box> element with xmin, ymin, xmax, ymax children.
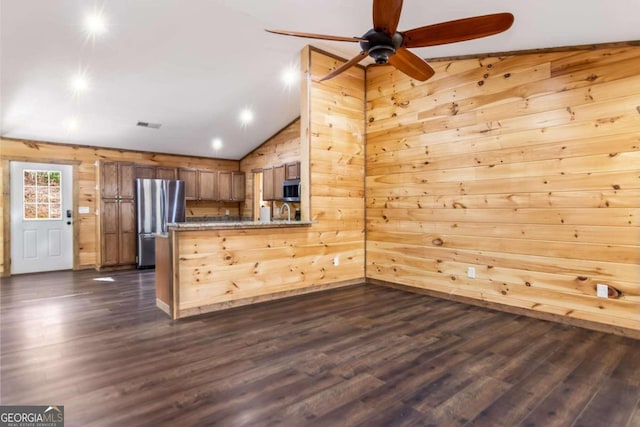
<box><xmin>70</xmin><ymin>73</ymin><xmax>90</xmax><ymax>94</ymax></box>
<box><xmin>65</xmin><ymin>116</ymin><xmax>79</xmax><ymax>132</ymax></box>
<box><xmin>84</xmin><ymin>11</ymin><xmax>107</xmax><ymax>37</ymax></box>
<box><xmin>239</xmin><ymin>108</ymin><xmax>254</xmax><ymax>126</ymax></box>
<box><xmin>212</xmin><ymin>138</ymin><xmax>223</xmax><ymax>151</ymax></box>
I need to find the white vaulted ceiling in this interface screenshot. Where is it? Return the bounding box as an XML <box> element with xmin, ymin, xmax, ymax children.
<box><xmin>1</xmin><ymin>0</ymin><xmax>638</xmax><ymax>159</ymax></box>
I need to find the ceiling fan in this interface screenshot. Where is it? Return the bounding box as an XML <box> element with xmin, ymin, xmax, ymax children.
<box><xmin>266</xmin><ymin>0</ymin><xmax>514</xmax><ymax>82</ymax></box>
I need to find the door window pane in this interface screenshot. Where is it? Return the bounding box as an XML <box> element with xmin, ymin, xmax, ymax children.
<box><xmin>23</xmin><ymin>169</ymin><xmax>63</xmax><ymax>220</ymax></box>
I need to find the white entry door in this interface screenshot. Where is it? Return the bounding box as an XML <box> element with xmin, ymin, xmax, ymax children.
<box><xmin>10</xmin><ymin>162</ymin><xmax>73</xmax><ymax>274</ymax></box>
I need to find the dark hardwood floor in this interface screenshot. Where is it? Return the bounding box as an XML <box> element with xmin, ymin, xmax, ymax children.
<box><xmin>1</xmin><ymin>269</ymin><xmax>639</xmax><ymax>427</ymax></box>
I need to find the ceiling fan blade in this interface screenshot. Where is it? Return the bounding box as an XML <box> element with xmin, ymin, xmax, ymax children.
<box><xmin>402</xmin><ymin>13</ymin><xmax>514</xmax><ymax>48</ymax></box>
<box><xmin>388</xmin><ymin>48</ymin><xmax>435</xmax><ymax>81</ymax></box>
<box><xmin>318</xmin><ymin>51</ymin><xmax>369</xmax><ymax>82</ymax></box>
<box><xmin>372</xmin><ymin>0</ymin><xmax>404</xmax><ymax>35</ymax></box>
<box><xmin>265</xmin><ymin>29</ymin><xmax>366</xmax><ymax>43</ymax></box>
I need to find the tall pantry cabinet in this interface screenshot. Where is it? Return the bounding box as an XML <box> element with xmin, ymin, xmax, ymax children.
<box><xmin>97</xmin><ymin>161</ymin><xmax>136</xmax><ymax>267</ymax></box>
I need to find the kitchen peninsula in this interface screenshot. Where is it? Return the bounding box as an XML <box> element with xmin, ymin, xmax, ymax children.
<box><xmin>155</xmin><ymin>219</ymin><xmax>319</xmax><ymax>319</ymax></box>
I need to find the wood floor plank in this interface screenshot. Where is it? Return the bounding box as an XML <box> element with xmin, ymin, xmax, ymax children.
<box><xmin>572</xmin><ymin>378</ymin><xmax>640</xmax><ymax>427</ymax></box>
<box><xmin>467</xmin><ymin>332</ymin><xmax>598</xmax><ymax>427</ymax></box>
<box><xmin>1</xmin><ymin>269</ymin><xmax>638</xmax><ymax>426</ymax></box>
<box><xmin>518</xmin><ymin>333</ymin><xmax>630</xmax><ymax>427</ymax></box>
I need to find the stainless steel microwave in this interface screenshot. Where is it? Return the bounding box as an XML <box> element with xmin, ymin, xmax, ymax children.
<box><xmin>283</xmin><ymin>179</ymin><xmax>300</xmax><ymax>202</ymax></box>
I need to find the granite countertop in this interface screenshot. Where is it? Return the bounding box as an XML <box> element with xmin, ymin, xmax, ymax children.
<box><xmin>167</xmin><ymin>220</ymin><xmax>314</xmax><ymax>231</ymax></box>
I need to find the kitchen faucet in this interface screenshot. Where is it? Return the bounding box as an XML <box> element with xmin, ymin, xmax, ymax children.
<box><xmin>280</xmin><ymin>203</ymin><xmax>291</xmax><ymax>221</ymax></box>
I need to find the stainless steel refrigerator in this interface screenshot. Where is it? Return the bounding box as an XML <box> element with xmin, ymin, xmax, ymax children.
<box><xmin>135</xmin><ymin>179</ymin><xmax>186</xmax><ymax>268</ymax></box>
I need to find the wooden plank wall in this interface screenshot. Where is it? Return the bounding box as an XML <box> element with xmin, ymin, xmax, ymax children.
<box><xmin>0</xmin><ymin>138</ymin><xmax>239</xmax><ymax>272</ymax></box>
<box><xmin>240</xmin><ymin>118</ymin><xmax>301</xmax><ymax>218</ymax></box>
<box><xmin>175</xmin><ymin>47</ymin><xmax>366</xmax><ymax>312</ymax></box>
<box><xmin>365</xmin><ymin>45</ymin><xmax>640</xmax><ymax>333</ymax></box>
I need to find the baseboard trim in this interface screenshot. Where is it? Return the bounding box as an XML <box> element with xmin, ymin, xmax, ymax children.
<box><xmin>368</xmin><ymin>278</ymin><xmax>640</xmax><ymax>340</ymax></box>
<box><xmin>156</xmin><ymin>298</ymin><xmax>171</xmax><ymax>315</ymax></box>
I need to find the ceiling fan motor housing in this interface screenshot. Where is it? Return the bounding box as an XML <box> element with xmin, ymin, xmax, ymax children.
<box><xmin>361</xmin><ymin>29</ymin><xmax>403</xmax><ymax>63</ymax></box>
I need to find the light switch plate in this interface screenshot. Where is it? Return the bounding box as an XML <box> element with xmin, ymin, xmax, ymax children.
<box><xmin>467</xmin><ymin>267</ymin><xmax>476</xmax><ymax>279</ymax></box>
<box><xmin>596</xmin><ymin>284</ymin><xmax>608</xmax><ymax>298</ymax></box>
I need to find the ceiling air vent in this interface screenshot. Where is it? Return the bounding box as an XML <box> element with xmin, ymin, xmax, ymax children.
<box><xmin>136</xmin><ymin>121</ymin><xmax>162</xmax><ymax>129</ymax></box>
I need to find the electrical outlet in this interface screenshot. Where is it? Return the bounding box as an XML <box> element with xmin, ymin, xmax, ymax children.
<box><xmin>596</xmin><ymin>284</ymin><xmax>609</xmax><ymax>298</ymax></box>
<box><xmin>333</xmin><ymin>256</ymin><xmax>340</xmax><ymax>266</ymax></box>
<box><xmin>225</xmin><ymin>209</ymin><xmax>230</xmax><ymax>216</ymax></box>
<box><xmin>467</xmin><ymin>267</ymin><xmax>476</xmax><ymax>279</ymax></box>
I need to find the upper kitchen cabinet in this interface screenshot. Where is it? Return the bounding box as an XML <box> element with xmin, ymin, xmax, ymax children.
<box><xmin>156</xmin><ymin>167</ymin><xmax>178</xmax><ymax>180</ymax></box>
<box><xmin>100</xmin><ymin>161</ymin><xmax>135</xmax><ymax>199</ymax></box>
<box><xmin>232</xmin><ymin>172</ymin><xmax>246</xmax><ymax>201</ymax></box>
<box><xmin>285</xmin><ymin>161</ymin><xmax>301</xmax><ymax>180</ymax></box>
<box><xmin>218</xmin><ymin>171</ymin><xmax>245</xmax><ymax>202</ymax></box>
<box><xmin>262</xmin><ymin>167</ymin><xmax>274</xmax><ymax>201</ymax></box>
<box><xmin>178</xmin><ymin>168</ymin><xmax>218</xmax><ymax>201</ymax></box>
<box><xmin>273</xmin><ymin>165</ymin><xmax>285</xmax><ymax>200</ymax></box>
<box><xmin>198</xmin><ymin>170</ymin><xmax>217</xmax><ymax>200</ymax></box>
<box><xmin>262</xmin><ymin>164</ymin><xmax>288</xmax><ymax>201</ymax></box>
<box><xmin>178</xmin><ymin>168</ymin><xmax>198</xmax><ymax>200</ymax></box>
<box><xmin>135</xmin><ymin>165</ymin><xmax>156</xmax><ymax>180</ymax></box>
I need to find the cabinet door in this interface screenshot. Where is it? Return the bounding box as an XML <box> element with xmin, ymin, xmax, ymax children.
<box><xmin>198</xmin><ymin>170</ymin><xmax>217</xmax><ymax>200</ymax></box>
<box><xmin>218</xmin><ymin>171</ymin><xmax>232</xmax><ymax>201</ymax></box>
<box><xmin>262</xmin><ymin>167</ymin><xmax>274</xmax><ymax>201</ymax></box>
<box><xmin>156</xmin><ymin>167</ymin><xmax>177</xmax><ymax>180</ymax></box>
<box><xmin>274</xmin><ymin>165</ymin><xmax>285</xmax><ymax>200</ymax></box>
<box><xmin>118</xmin><ymin>163</ymin><xmax>135</xmax><ymax>199</ymax></box>
<box><xmin>101</xmin><ymin>199</ymin><xmax>119</xmax><ymax>266</ymax></box>
<box><xmin>118</xmin><ymin>199</ymin><xmax>137</xmax><ymax>264</ymax></box>
<box><xmin>135</xmin><ymin>165</ymin><xmax>156</xmax><ymax>180</ymax></box>
<box><xmin>101</xmin><ymin>162</ymin><xmax>119</xmax><ymax>199</ymax></box>
<box><xmin>101</xmin><ymin>161</ymin><xmax>135</xmax><ymax>199</ymax></box>
<box><xmin>178</xmin><ymin>169</ymin><xmax>198</xmax><ymax>200</ymax></box>
<box><xmin>232</xmin><ymin>172</ymin><xmax>245</xmax><ymax>201</ymax></box>
<box><xmin>285</xmin><ymin>161</ymin><xmax>300</xmax><ymax>180</ymax></box>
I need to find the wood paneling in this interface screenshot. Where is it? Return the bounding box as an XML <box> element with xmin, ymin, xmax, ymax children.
<box><xmin>175</xmin><ymin>47</ymin><xmax>365</xmax><ymax>314</ymax></box>
<box><xmin>0</xmin><ymin>138</ymin><xmax>239</xmax><ymax>271</ymax></box>
<box><xmin>365</xmin><ymin>45</ymin><xmax>640</xmax><ymax>332</ymax></box>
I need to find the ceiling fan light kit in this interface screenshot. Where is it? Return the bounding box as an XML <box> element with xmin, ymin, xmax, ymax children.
<box><xmin>266</xmin><ymin>0</ymin><xmax>514</xmax><ymax>82</ymax></box>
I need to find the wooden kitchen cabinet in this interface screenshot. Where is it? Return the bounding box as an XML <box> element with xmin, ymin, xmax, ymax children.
<box><xmin>285</xmin><ymin>161</ymin><xmax>300</xmax><ymax>180</ymax></box>
<box><xmin>135</xmin><ymin>165</ymin><xmax>156</xmax><ymax>180</ymax></box>
<box><xmin>100</xmin><ymin>198</ymin><xmax>136</xmax><ymax>266</ymax></box>
<box><xmin>178</xmin><ymin>168</ymin><xmax>218</xmax><ymax>200</ymax></box>
<box><xmin>232</xmin><ymin>172</ymin><xmax>245</xmax><ymax>201</ymax></box>
<box><xmin>262</xmin><ymin>167</ymin><xmax>274</xmax><ymax>201</ymax></box>
<box><xmin>101</xmin><ymin>161</ymin><xmax>135</xmax><ymax>199</ymax></box>
<box><xmin>98</xmin><ymin>161</ymin><xmax>137</xmax><ymax>268</ymax></box>
<box><xmin>218</xmin><ymin>171</ymin><xmax>245</xmax><ymax>202</ymax></box>
<box><xmin>156</xmin><ymin>167</ymin><xmax>177</xmax><ymax>180</ymax></box>
<box><xmin>274</xmin><ymin>165</ymin><xmax>285</xmax><ymax>200</ymax></box>
<box><xmin>198</xmin><ymin>170</ymin><xmax>217</xmax><ymax>200</ymax></box>
<box><xmin>178</xmin><ymin>168</ymin><xmax>198</xmax><ymax>200</ymax></box>
<box><xmin>262</xmin><ymin>165</ymin><xmax>285</xmax><ymax>201</ymax></box>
